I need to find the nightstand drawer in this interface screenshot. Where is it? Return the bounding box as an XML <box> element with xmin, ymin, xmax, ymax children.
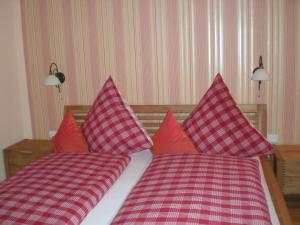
<box><xmin>282</xmin><ymin>176</ymin><xmax>300</xmax><ymax>194</ymax></box>
<box><xmin>3</xmin><ymin>139</ymin><xmax>53</xmax><ymax>177</ymax></box>
<box><xmin>8</xmin><ymin>165</ymin><xmax>27</xmax><ymax>176</ymax></box>
<box><xmin>275</xmin><ymin>145</ymin><xmax>300</xmax><ymax>195</ymax></box>
<box><xmin>284</xmin><ymin>161</ymin><xmax>300</xmax><ymax>175</ymax></box>
<box><xmin>7</xmin><ymin>149</ymin><xmax>49</xmax><ymax>166</ymax></box>
<box><xmin>278</xmin><ymin>160</ymin><xmax>300</xmax><ymax>194</ymax></box>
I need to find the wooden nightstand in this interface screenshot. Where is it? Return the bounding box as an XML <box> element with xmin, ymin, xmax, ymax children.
<box><xmin>275</xmin><ymin>145</ymin><xmax>300</xmax><ymax>195</ymax></box>
<box><xmin>3</xmin><ymin>139</ymin><xmax>53</xmax><ymax>178</ymax></box>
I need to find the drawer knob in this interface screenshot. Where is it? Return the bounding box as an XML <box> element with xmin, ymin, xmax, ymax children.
<box><xmin>19</xmin><ymin>150</ymin><xmax>33</xmax><ymax>154</ymax></box>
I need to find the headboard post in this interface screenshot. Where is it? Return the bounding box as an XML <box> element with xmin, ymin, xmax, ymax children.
<box><xmin>257</xmin><ymin>104</ymin><xmax>267</xmax><ymax>137</ymax></box>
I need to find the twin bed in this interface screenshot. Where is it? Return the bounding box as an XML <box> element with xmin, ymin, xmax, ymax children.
<box><xmin>0</xmin><ymin>104</ymin><xmax>292</xmax><ymax>225</ymax></box>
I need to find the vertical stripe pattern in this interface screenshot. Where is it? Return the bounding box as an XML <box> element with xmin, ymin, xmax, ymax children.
<box><xmin>21</xmin><ymin>0</ymin><xmax>300</xmax><ymax>144</ymax></box>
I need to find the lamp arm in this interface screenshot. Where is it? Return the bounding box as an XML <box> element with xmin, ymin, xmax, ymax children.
<box><xmin>252</xmin><ymin>67</ymin><xmax>260</xmax><ymax>74</ymax></box>
<box><xmin>259</xmin><ymin>55</ymin><xmax>264</xmax><ymax>68</ymax></box>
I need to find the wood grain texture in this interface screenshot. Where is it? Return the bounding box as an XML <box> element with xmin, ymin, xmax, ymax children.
<box><xmin>261</xmin><ymin>157</ymin><xmax>293</xmax><ymax>225</ymax></box>
<box><xmin>285</xmin><ymin>195</ymin><xmax>300</xmax><ymax>225</ymax></box>
<box><xmin>3</xmin><ymin>139</ymin><xmax>53</xmax><ymax>178</ymax></box>
<box><xmin>275</xmin><ymin>145</ymin><xmax>300</xmax><ymax>195</ymax></box>
<box><xmin>66</xmin><ymin>104</ymin><xmax>267</xmax><ymax>136</ymax></box>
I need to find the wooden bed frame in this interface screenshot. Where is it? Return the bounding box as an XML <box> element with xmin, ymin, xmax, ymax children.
<box><xmin>65</xmin><ymin>104</ymin><xmax>292</xmax><ymax>225</ymax></box>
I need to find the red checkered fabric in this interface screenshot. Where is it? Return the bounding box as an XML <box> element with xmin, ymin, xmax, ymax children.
<box><xmin>0</xmin><ymin>152</ymin><xmax>130</xmax><ymax>225</ymax></box>
<box><xmin>182</xmin><ymin>74</ymin><xmax>274</xmax><ymax>157</ymax></box>
<box><xmin>81</xmin><ymin>76</ymin><xmax>152</xmax><ymax>154</ymax></box>
<box><xmin>112</xmin><ymin>154</ymin><xmax>272</xmax><ymax>225</ymax></box>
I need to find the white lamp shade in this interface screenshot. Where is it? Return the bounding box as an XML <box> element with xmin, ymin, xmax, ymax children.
<box><xmin>44</xmin><ymin>74</ymin><xmax>60</xmax><ymax>86</ymax></box>
<box><xmin>251</xmin><ymin>69</ymin><xmax>268</xmax><ymax>81</ymax></box>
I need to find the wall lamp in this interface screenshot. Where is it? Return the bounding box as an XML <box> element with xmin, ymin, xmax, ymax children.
<box><xmin>44</xmin><ymin>63</ymin><xmax>65</xmax><ymax>93</ymax></box>
<box><xmin>251</xmin><ymin>56</ymin><xmax>268</xmax><ymax>97</ymax></box>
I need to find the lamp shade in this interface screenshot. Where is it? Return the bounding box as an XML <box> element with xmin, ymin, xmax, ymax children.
<box><xmin>44</xmin><ymin>74</ymin><xmax>61</xmax><ymax>86</ymax></box>
<box><xmin>251</xmin><ymin>68</ymin><xmax>268</xmax><ymax>81</ymax></box>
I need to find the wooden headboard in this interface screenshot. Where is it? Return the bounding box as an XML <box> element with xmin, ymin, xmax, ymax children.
<box><xmin>65</xmin><ymin>104</ymin><xmax>267</xmax><ymax>137</ymax></box>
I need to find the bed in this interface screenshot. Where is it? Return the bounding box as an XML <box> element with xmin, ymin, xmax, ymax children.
<box><xmin>66</xmin><ymin>104</ymin><xmax>292</xmax><ymax>225</ymax></box>
<box><xmin>0</xmin><ymin>104</ymin><xmax>292</xmax><ymax>225</ymax></box>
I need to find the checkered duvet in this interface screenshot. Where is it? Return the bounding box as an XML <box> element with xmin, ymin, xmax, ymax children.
<box><xmin>0</xmin><ymin>152</ymin><xmax>130</xmax><ymax>225</ymax></box>
<box><xmin>112</xmin><ymin>154</ymin><xmax>272</xmax><ymax>225</ymax></box>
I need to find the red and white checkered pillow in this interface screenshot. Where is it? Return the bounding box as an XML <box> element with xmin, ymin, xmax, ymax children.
<box><xmin>81</xmin><ymin>76</ymin><xmax>152</xmax><ymax>154</ymax></box>
<box><xmin>182</xmin><ymin>73</ymin><xmax>274</xmax><ymax>158</ymax></box>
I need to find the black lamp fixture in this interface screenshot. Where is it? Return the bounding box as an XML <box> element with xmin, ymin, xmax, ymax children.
<box><xmin>44</xmin><ymin>63</ymin><xmax>65</xmax><ymax>93</ymax></box>
<box><xmin>251</xmin><ymin>56</ymin><xmax>268</xmax><ymax>97</ymax></box>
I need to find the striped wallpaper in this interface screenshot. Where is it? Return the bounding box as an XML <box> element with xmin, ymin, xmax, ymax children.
<box><xmin>21</xmin><ymin>0</ymin><xmax>300</xmax><ymax>144</ymax></box>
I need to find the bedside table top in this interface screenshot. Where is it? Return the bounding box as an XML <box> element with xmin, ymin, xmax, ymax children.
<box><xmin>275</xmin><ymin>145</ymin><xmax>300</xmax><ymax>161</ymax></box>
<box><xmin>5</xmin><ymin>139</ymin><xmax>52</xmax><ymax>150</ymax></box>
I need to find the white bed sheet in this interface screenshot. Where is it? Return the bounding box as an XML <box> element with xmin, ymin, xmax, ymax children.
<box><xmin>81</xmin><ymin>153</ymin><xmax>279</xmax><ymax>225</ymax></box>
<box><xmin>80</xmin><ymin>150</ymin><xmax>153</xmax><ymax>225</ymax></box>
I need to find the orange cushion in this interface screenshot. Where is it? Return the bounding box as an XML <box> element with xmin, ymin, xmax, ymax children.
<box><xmin>152</xmin><ymin>111</ymin><xmax>198</xmax><ymax>155</ymax></box>
<box><xmin>53</xmin><ymin>111</ymin><xmax>89</xmax><ymax>153</ymax></box>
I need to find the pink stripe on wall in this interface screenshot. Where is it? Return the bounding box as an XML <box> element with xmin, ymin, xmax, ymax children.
<box><xmin>139</xmin><ymin>0</ymin><xmax>153</xmax><ymax>104</ymax></box>
<box><xmin>253</xmin><ymin>0</ymin><xmax>268</xmax><ymax>58</ymax></box>
<box><xmin>253</xmin><ymin>0</ymin><xmax>268</xmax><ymax>103</ymax></box>
<box><xmin>62</xmin><ymin>0</ymin><xmax>77</xmax><ymax>104</ymax></box>
<box><xmin>222</xmin><ymin>1</ymin><xmax>238</xmax><ymax>99</ymax></box>
<box><xmin>283</xmin><ymin>0</ymin><xmax>297</xmax><ymax>143</ymax></box>
<box><xmin>20</xmin><ymin>1</ymin><xmax>36</xmax><ymax>137</ymax></box>
<box><xmin>208</xmin><ymin>1</ymin><xmax>215</xmax><ymax>78</ymax></box>
<box><xmin>20</xmin><ymin>1</ymin><xmax>300</xmax><ymax>143</ymax></box>
<box><xmin>112</xmin><ymin>0</ymin><xmax>127</xmax><ymax>96</ymax></box>
<box><xmin>194</xmin><ymin>0</ymin><xmax>209</xmax><ymax>100</ymax></box>
<box><xmin>38</xmin><ymin>1</ymin><xmax>56</xmax><ymax>130</ymax></box>
<box><xmin>166</xmin><ymin>0</ymin><xmax>180</xmax><ymax>104</ymax></box>
<box><xmin>87</xmin><ymin>0</ymin><xmax>101</xmax><ymax>97</ymax></box>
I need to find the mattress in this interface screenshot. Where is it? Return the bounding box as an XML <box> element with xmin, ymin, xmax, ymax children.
<box><xmin>0</xmin><ymin>152</ymin><xmax>130</xmax><ymax>225</ymax></box>
<box><xmin>80</xmin><ymin>149</ymin><xmax>153</xmax><ymax>225</ymax></box>
<box><xmin>111</xmin><ymin>154</ymin><xmax>279</xmax><ymax>225</ymax></box>
<box><xmin>83</xmin><ymin>152</ymin><xmax>278</xmax><ymax>224</ymax></box>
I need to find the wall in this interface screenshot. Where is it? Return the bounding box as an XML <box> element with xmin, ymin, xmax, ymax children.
<box><xmin>21</xmin><ymin>0</ymin><xmax>300</xmax><ymax>144</ymax></box>
<box><xmin>0</xmin><ymin>0</ymin><xmax>32</xmax><ymax>181</ymax></box>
